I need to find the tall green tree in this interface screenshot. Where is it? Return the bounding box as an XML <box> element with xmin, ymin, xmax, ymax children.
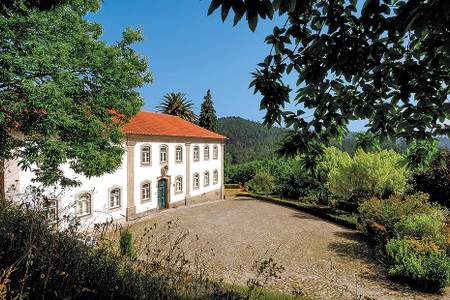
<box><xmin>0</xmin><ymin>0</ymin><xmax>152</xmax><ymax>187</ymax></box>
<box><xmin>208</xmin><ymin>0</ymin><xmax>450</xmax><ymax>155</ymax></box>
<box><xmin>404</xmin><ymin>140</ymin><xmax>438</xmax><ymax>171</ymax></box>
<box><xmin>198</xmin><ymin>89</ymin><xmax>218</xmax><ymax>132</ymax></box>
<box><xmin>355</xmin><ymin>132</ymin><xmax>381</xmax><ymax>153</ymax></box>
<box><xmin>157</xmin><ymin>92</ymin><xmax>197</xmax><ymax>123</ymax></box>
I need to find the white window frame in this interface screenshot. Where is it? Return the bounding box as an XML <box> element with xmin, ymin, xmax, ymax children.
<box><xmin>109</xmin><ymin>188</ymin><xmax>121</xmax><ymax>209</ymax></box>
<box><xmin>193</xmin><ymin>145</ymin><xmax>200</xmax><ymax>162</ymax></box>
<box><xmin>213</xmin><ymin>169</ymin><xmax>219</xmax><ymax>184</ymax></box>
<box><xmin>141</xmin><ymin>145</ymin><xmax>151</xmax><ymax>166</ymax></box>
<box><xmin>204</xmin><ymin>145</ymin><xmax>210</xmax><ymax>160</ymax></box>
<box><xmin>193</xmin><ymin>173</ymin><xmax>200</xmax><ymax>189</ymax></box>
<box><xmin>175</xmin><ymin>176</ymin><xmax>183</xmax><ymax>193</ymax></box>
<box><xmin>44</xmin><ymin>199</ymin><xmax>58</xmax><ymax>223</ymax></box>
<box><xmin>160</xmin><ymin>145</ymin><xmax>168</xmax><ymax>164</ymax></box>
<box><xmin>175</xmin><ymin>145</ymin><xmax>183</xmax><ymax>163</ymax></box>
<box><xmin>204</xmin><ymin>171</ymin><xmax>210</xmax><ymax>187</ymax></box>
<box><xmin>75</xmin><ymin>192</ymin><xmax>91</xmax><ymax>217</ymax></box>
<box><xmin>141</xmin><ymin>181</ymin><xmax>151</xmax><ymax>202</ymax></box>
<box><xmin>213</xmin><ymin>145</ymin><xmax>218</xmax><ymax>160</ymax></box>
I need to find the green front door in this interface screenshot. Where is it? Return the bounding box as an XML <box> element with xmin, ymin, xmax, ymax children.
<box><xmin>157</xmin><ymin>179</ymin><xmax>167</xmax><ymax>209</ymax></box>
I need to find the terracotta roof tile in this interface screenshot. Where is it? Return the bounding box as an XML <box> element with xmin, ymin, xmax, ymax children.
<box><xmin>123</xmin><ymin>111</ymin><xmax>226</xmax><ymax>140</ymax></box>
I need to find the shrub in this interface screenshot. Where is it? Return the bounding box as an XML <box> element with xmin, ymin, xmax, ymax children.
<box><xmin>412</xmin><ymin>150</ymin><xmax>450</xmax><ymax>208</ymax></box>
<box><xmin>247</xmin><ymin>171</ymin><xmax>275</xmax><ymax>196</ymax></box>
<box><xmin>386</xmin><ymin>238</ymin><xmax>450</xmax><ymax>292</ymax></box>
<box><xmin>358</xmin><ymin>193</ymin><xmax>436</xmax><ymax>245</ymax></box>
<box><xmin>394</xmin><ymin>211</ymin><xmax>447</xmax><ymax>245</ymax></box>
<box><xmin>327</xmin><ymin>149</ymin><xmax>407</xmax><ymax>203</ymax></box>
<box><xmin>120</xmin><ymin>228</ymin><xmax>136</xmax><ymax>258</ymax></box>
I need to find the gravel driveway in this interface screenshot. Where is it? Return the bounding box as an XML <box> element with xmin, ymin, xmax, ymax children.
<box><xmin>127</xmin><ymin>196</ymin><xmax>449</xmax><ymax>300</ymax></box>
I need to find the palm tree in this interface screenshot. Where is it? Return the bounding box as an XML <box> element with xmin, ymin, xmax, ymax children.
<box><xmin>157</xmin><ymin>92</ymin><xmax>197</xmax><ymax>123</ymax></box>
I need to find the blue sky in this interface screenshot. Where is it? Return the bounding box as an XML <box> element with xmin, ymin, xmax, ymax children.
<box><xmin>88</xmin><ymin>1</ymin><xmax>365</xmax><ymax>131</ymax></box>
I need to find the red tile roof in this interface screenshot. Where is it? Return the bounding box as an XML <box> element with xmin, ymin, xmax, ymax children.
<box><xmin>123</xmin><ymin>111</ymin><xmax>226</xmax><ymax>140</ymax></box>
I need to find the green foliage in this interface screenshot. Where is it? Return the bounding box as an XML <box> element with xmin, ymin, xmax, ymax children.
<box><xmin>157</xmin><ymin>92</ymin><xmax>197</xmax><ymax>123</ymax></box>
<box><xmin>358</xmin><ymin>193</ymin><xmax>433</xmax><ymax>245</ymax></box>
<box><xmin>0</xmin><ymin>200</ymin><xmax>251</xmax><ymax>299</ymax></box>
<box><xmin>386</xmin><ymin>238</ymin><xmax>450</xmax><ymax>292</ymax></box>
<box><xmin>247</xmin><ymin>171</ymin><xmax>275</xmax><ymax>196</ymax></box>
<box><xmin>354</xmin><ymin>132</ymin><xmax>380</xmax><ymax>152</ymax></box>
<box><xmin>198</xmin><ymin>89</ymin><xmax>218</xmax><ymax>132</ymax></box>
<box><xmin>209</xmin><ymin>0</ymin><xmax>450</xmax><ymax>156</ymax></box>
<box><xmin>217</xmin><ymin>116</ymin><xmax>287</xmax><ymax>164</ymax></box>
<box><xmin>0</xmin><ymin>0</ymin><xmax>151</xmax><ymax>187</ymax></box>
<box><xmin>120</xmin><ymin>228</ymin><xmax>136</xmax><ymax>258</ymax></box>
<box><xmin>358</xmin><ymin>193</ymin><xmax>450</xmax><ymax>291</ymax></box>
<box><xmin>412</xmin><ymin>150</ymin><xmax>450</xmax><ymax>208</ymax></box>
<box><xmin>327</xmin><ymin>149</ymin><xmax>407</xmax><ymax>203</ymax></box>
<box><xmin>404</xmin><ymin>140</ymin><xmax>438</xmax><ymax>172</ymax></box>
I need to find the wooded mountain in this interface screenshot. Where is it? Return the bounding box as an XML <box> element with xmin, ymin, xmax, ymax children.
<box><xmin>218</xmin><ymin>116</ymin><xmax>450</xmax><ymax>165</ymax></box>
<box><xmin>217</xmin><ymin>117</ymin><xmax>286</xmax><ymax>164</ymax></box>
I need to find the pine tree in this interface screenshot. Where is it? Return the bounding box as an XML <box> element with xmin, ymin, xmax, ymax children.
<box><xmin>199</xmin><ymin>90</ymin><xmax>218</xmax><ymax>132</ymax></box>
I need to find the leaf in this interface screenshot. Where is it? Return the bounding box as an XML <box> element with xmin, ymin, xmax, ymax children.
<box><xmin>207</xmin><ymin>0</ymin><xmax>222</xmax><ymax>16</ymax></box>
<box><xmin>221</xmin><ymin>3</ymin><xmax>231</xmax><ymax>21</ymax></box>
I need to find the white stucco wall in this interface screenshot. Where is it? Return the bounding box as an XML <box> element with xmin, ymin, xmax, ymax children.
<box><xmin>6</xmin><ymin>137</ymin><xmax>224</xmax><ymax>228</ymax></box>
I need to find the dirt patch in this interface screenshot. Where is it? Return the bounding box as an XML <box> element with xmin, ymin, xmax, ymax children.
<box><xmin>127</xmin><ymin>197</ymin><xmax>449</xmax><ymax>300</ymax></box>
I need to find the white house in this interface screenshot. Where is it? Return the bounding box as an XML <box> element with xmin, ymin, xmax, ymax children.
<box><xmin>0</xmin><ymin>111</ymin><xmax>226</xmax><ymax>227</ymax></box>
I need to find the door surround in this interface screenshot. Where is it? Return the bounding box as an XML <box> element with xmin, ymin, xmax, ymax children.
<box><xmin>157</xmin><ymin>176</ymin><xmax>170</xmax><ymax>209</ymax></box>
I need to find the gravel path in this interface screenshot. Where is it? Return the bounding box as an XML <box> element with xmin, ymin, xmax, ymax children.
<box><xmin>128</xmin><ymin>196</ymin><xmax>449</xmax><ymax>300</ymax></box>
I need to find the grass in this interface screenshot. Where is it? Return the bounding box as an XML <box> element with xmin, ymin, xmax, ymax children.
<box><xmin>236</xmin><ymin>192</ymin><xmax>358</xmax><ymax>230</ymax></box>
<box><xmin>225</xmin><ymin>283</ymin><xmax>310</xmax><ymax>300</ymax></box>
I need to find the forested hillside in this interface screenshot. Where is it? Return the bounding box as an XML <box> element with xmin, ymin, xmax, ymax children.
<box><xmin>218</xmin><ymin>116</ymin><xmax>450</xmax><ymax>165</ymax></box>
<box><xmin>217</xmin><ymin>117</ymin><xmax>286</xmax><ymax>164</ymax></box>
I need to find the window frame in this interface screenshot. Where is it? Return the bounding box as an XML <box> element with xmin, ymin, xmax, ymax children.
<box><xmin>109</xmin><ymin>187</ymin><xmax>121</xmax><ymax>209</ymax></box>
<box><xmin>141</xmin><ymin>181</ymin><xmax>152</xmax><ymax>203</ymax></box>
<box><xmin>160</xmin><ymin>144</ymin><xmax>168</xmax><ymax>164</ymax></box>
<box><xmin>193</xmin><ymin>145</ymin><xmax>200</xmax><ymax>162</ymax></box>
<box><xmin>204</xmin><ymin>145</ymin><xmax>210</xmax><ymax>160</ymax></box>
<box><xmin>175</xmin><ymin>145</ymin><xmax>183</xmax><ymax>163</ymax></box>
<box><xmin>204</xmin><ymin>171</ymin><xmax>210</xmax><ymax>187</ymax></box>
<box><xmin>175</xmin><ymin>176</ymin><xmax>183</xmax><ymax>194</ymax></box>
<box><xmin>75</xmin><ymin>192</ymin><xmax>92</xmax><ymax>218</ymax></box>
<box><xmin>44</xmin><ymin>199</ymin><xmax>58</xmax><ymax>223</ymax></box>
<box><xmin>193</xmin><ymin>173</ymin><xmax>200</xmax><ymax>190</ymax></box>
<box><xmin>213</xmin><ymin>169</ymin><xmax>219</xmax><ymax>185</ymax></box>
<box><xmin>213</xmin><ymin>145</ymin><xmax>219</xmax><ymax>160</ymax></box>
<box><xmin>141</xmin><ymin>144</ymin><xmax>152</xmax><ymax>166</ymax></box>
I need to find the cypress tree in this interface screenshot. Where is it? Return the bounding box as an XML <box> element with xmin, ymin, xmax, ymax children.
<box><xmin>199</xmin><ymin>89</ymin><xmax>218</xmax><ymax>132</ymax></box>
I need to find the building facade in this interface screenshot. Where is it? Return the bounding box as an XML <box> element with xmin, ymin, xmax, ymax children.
<box><xmin>1</xmin><ymin>112</ymin><xmax>226</xmax><ymax>227</ymax></box>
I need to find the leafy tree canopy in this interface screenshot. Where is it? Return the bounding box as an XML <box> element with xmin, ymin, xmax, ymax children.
<box><xmin>208</xmin><ymin>0</ymin><xmax>450</xmax><ymax>157</ymax></box>
<box><xmin>157</xmin><ymin>92</ymin><xmax>197</xmax><ymax>123</ymax></box>
<box><xmin>199</xmin><ymin>89</ymin><xmax>218</xmax><ymax>132</ymax></box>
<box><xmin>0</xmin><ymin>0</ymin><xmax>152</xmax><ymax>187</ymax></box>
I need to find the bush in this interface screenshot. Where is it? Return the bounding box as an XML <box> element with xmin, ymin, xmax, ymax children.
<box><xmin>327</xmin><ymin>149</ymin><xmax>407</xmax><ymax>203</ymax></box>
<box><xmin>0</xmin><ymin>200</ymin><xmax>244</xmax><ymax>299</ymax></box>
<box><xmin>120</xmin><ymin>228</ymin><xmax>136</xmax><ymax>258</ymax></box>
<box><xmin>412</xmin><ymin>150</ymin><xmax>450</xmax><ymax>208</ymax></box>
<box><xmin>247</xmin><ymin>171</ymin><xmax>275</xmax><ymax>196</ymax></box>
<box><xmin>358</xmin><ymin>193</ymin><xmax>438</xmax><ymax>245</ymax></box>
<box><xmin>386</xmin><ymin>238</ymin><xmax>450</xmax><ymax>292</ymax></box>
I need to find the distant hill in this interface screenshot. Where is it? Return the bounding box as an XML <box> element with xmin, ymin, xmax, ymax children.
<box><xmin>218</xmin><ymin>116</ymin><xmax>450</xmax><ymax>164</ymax></box>
<box><xmin>217</xmin><ymin>117</ymin><xmax>287</xmax><ymax>164</ymax></box>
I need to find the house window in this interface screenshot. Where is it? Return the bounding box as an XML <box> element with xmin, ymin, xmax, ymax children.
<box><xmin>193</xmin><ymin>145</ymin><xmax>200</xmax><ymax>161</ymax></box>
<box><xmin>141</xmin><ymin>181</ymin><xmax>151</xmax><ymax>202</ymax></box>
<box><xmin>160</xmin><ymin>145</ymin><xmax>168</xmax><ymax>164</ymax></box>
<box><xmin>175</xmin><ymin>145</ymin><xmax>183</xmax><ymax>163</ymax></box>
<box><xmin>75</xmin><ymin>193</ymin><xmax>91</xmax><ymax>217</ymax></box>
<box><xmin>204</xmin><ymin>145</ymin><xmax>210</xmax><ymax>160</ymax></box>
<box><xmin>44</xmin><ymin>199</ymin><xmax>58</xmax><ymax>222</ymax></box>
<box><xmin>109</xmin><ymin>188</ymin><xmax>121</xmax><ymax>209</ymax></box>
<box><xmin>175</xmin><ymin>176</ymin><xmax>183</xmax><ymax>193</ymax></box>
<box><xmin>141</xmin><ymin>145</ymin><xmax>151</xmax><ymax>165</ymax></box>
<box><xmin>193</xmin><ymin>173</ymin><xmax>200</xmax><ymax>189</ymax></box>
<box><xmin>204</xmin><ymin>171</ymin><xmax>210</xmax><ymax>186</ymax></box>
<box><xmin>213</xmin><ymin>169</ymin><xmax>218</xmax><ymax>184</ymax></box>
<box><xmin>213</xmin><ymin>145</ymin><xmax>218</xmax><ymax>160</ymax></box>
